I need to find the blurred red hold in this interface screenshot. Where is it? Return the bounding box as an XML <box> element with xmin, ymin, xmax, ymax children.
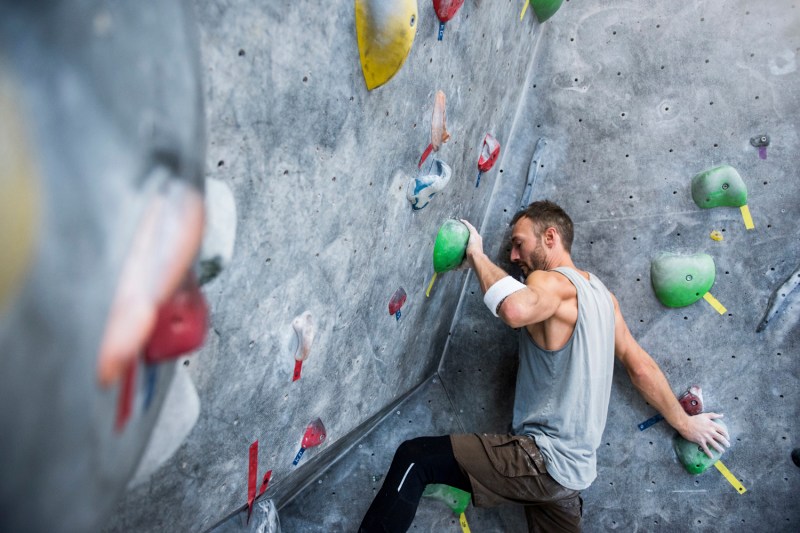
<box><xmin>144</xmin><ymin>273</ymin><xmax>209</xmax><ymax>363</ymax></box>
<box><xmin>434</xmin><ymin>0</ymin><xmax>464</xmax><ymax>22</ymax></box>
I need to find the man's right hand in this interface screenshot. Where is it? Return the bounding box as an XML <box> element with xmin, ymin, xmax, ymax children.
<box><xmin>679</xmin><ymin>412</ymin><xmax>730</xmax><ymax>458</ymax></box>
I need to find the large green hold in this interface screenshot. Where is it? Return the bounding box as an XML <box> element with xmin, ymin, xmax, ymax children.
<box><xmin>529</xmin><ymin>0</ymin><xmax>564</xmax><ymax>22</ymax></box>
<box><xmin>673</xmin><ymin>421</ymin><xmax>727</xmax><ymax>474</ymax></box>
<box><xmin>651</xmin><ymin>253</ymin><xmax>716</xmax><ymax>308</ymax></box>
<box><xmin>422</xmin><ymin>484</ymin><xmax>471</xmax><ymax>515</ymax></box>
<box><xmin>691</xmin><ymin>165</ymin><xmax>748</xmax><ymax>208</ymax></box>
<box><xmin>433</xmin><ymin>219</ymin><xmax>469</xmax><ymax>273</ymax></box>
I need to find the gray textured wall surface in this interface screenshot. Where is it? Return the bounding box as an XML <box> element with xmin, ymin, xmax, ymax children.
<box><xmin>106</xmin><ymin>1</ymin><xmax>543</xmax><ymax>530</ymax></box>
<box><xmin>109</xmin><ymin>0</ymin><xmax>800</xmax><ymax>531</ymax></box>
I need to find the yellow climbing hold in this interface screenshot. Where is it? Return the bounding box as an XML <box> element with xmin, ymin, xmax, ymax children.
<box><xmin>740</xmin><ymin>205</ymin><xmax>754</xmax><ymax>230</ymax></box>
<box><xmin>702</xmin><ymin>292</ymin><xmax>727</xmax><ymax>315</ymax></box>
<box><xmin>426</xmin><ymin>272</ymin><xmax>438</xmax><ymax>298</ymax></box>
<box><xmin>0</xmin><ymin>72</ymin><xmax>40</xmax><ymax>314</ymax></box>
<box><xmin>714</xmin><ymin>460</ymin><xmax>747</xmax><ymax>494</ymax></box>
<box><xmin>355</xmin><ymin>0</ymin><xmax>418</xmax><ymax>91</ymax></box>
<box><xmin>710</xmin><ymin>230</ymin><xmax>724</xmax><ymax>241</ymax></box>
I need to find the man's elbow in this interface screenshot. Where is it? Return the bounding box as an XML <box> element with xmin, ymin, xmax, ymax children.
<box><xmin>498</xmin><ymin>301</ymin><xmax>527</xmax><ymax>328</ymax></box>
<box><xmin>625</xmin><ymin>356</ymin><xmax>658</xmax><ymax>385</ymax></box>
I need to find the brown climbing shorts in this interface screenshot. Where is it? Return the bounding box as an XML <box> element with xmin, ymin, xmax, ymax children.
<box><xmin>450</xmin><ymin>433</ymin><xmax>582</xmax><ymax>533</ymax></box>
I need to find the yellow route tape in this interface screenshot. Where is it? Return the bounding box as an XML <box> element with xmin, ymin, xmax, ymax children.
<box><xmin>740</xmin><ymin>205</ymin><xmax>754</xmax><ymax>230</ymax></box>
<box><xmin>426</xmin><ymin>272</ymin><xmax>437</xmax><ymax>298</ymax></box>
<box><xmin>459</xmin><ymin>512</ymin><xmax>472</xmax><ymax>533</ymax></box>
<box><xmin>520</xmin><ymin>1</ymin><xmax>529</xmax><ymax>21</ymax></box>
<box><xmin>703</xmin><ymin>292</ymin><xmax>727</xmax><ymax>315</ymax></box>
<box><xmin>714</xmin><ymin>460</ymin><xmax>747</xmax><ymax>494</ymax></box>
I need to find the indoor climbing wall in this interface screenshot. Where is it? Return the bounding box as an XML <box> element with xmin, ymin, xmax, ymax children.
<box><xmin>280</xmin><ymin>0</ymin><xmax>799</xmax><ymax>531</ymax></box>
<box><xmin>107</xmin><ymin>1</ymin><xmax>544</xmax><ymax>531</ymax></box>
<box><xmin>484</xmin><ymin>2</ymin><xmax>800</xmax><ymax>529</ymax></box>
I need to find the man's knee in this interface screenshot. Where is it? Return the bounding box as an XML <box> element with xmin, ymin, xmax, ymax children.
<box><xmin>393</xmin><ymin>436</ymin><xmax>433</xmax><ymax>464</ymax></box>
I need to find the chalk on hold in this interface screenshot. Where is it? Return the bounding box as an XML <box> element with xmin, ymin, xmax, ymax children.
<box><xmin>407</xmin><ymin>159</ymin><xmax>452</xmax><ymax>210</ymax></box>
<box><xmin>423</xmin><ymin>484</ymin><xmax>471</xmax><ymax>515</ymax></box>
<box><xmin>433</xmin><ymin>0</ymin><xmax>464</xmax><ymax>40</ymax></box>
<box><xmin>650</xmin><ymin>253</ymin><xmax>716</xmax><ymax>308</ymax></box>
<box><xmin>523</xmin><ymin>0</ymin><xmax>564</xmax><ymax>22</ymax></box>
<box><xmin>673</xmin><ymin>420</ymin><xmax>728</xmax><ymax>474</ymax></box>
<box><xmin>691</xmin><ymin>165</ymin><xmax>748</xmax><ymax>209</ymax></box>
<box><xmin>356</xmin><ymin>0</ymin><xmax>418</xmax><ymax>90</ymax></box>
<box><xmin>292</xmin><ymin>311</ymin><xmax>315</xmax><ymax>381</ymax></box>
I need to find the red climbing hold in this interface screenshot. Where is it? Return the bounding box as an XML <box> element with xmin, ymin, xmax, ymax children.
<box><xmin>434</xmin><ymin>0</ymin><xmax>464</xmax><ymax>22</ymax></box>
<box><xmin>478</xmin><ymin>133</ymin><xmax>501</xmax><ymax>172</ymax></box>
<box><xmin>302</xmin><ymin>418</ymin><xmax>327</xmax><ymax>449</ymax></box>
<box><xmin>678</xmin><ymin>385</ymin><xmax>703</xmax><ymax>415</ymax></box>
<box><xmin>389</xmin><ymin>288</ymin><xmax>407</xmax><ymax>319</ymax></box>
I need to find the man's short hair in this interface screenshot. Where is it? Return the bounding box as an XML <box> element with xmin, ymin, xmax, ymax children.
<box><xmin>511</xmin><ymin>200</ymin><xmax>574</xmax><ymax>253</ymax></box>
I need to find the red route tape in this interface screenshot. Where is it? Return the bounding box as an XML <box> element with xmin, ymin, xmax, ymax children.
<box><xmin>259</xmin><ymin>470</ymin><xmax>272</xmax><ymax>497</ymax></box>
<box><xmin>418</xmin><ymin>143</ymin><xmax>434</xmax><ymax>168</ymax></box>
<box><xmin>292</xmin><ymin>359</ymin><xmax>303</xmax><ymax>382</ymax></box>
<box><xmin>247</xmin><ymin>440</ymin><xmax>258</xmax><ymax>523</ymax></box>
<box><xmin>115</xmin><ymin>359</ymin><xmax>137</xmax><ymax>433</ymax></box>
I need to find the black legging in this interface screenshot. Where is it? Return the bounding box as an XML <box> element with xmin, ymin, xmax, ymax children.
<box><xmin>359</xmin><ymin>436</ymin><xmax>473</xmax><ymax>532</ymax></box>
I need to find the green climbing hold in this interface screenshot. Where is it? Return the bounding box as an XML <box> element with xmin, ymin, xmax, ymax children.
<box><xmin>651</xmin><ymin>253</ymin><xmax>716</xmax><ymax>308</ymax></box>
<box><xmin>673</xmin><ymin>421</ymin><xmax>728</xmax><ymax>474</ymax></box>
<box><xmin>422</xmin><ymin>484</ymin><xmax>471</xmax><ymax>515</ymax></box>
<box><xmin>433</xmin><ymin>219</ymin><xmax>469</xmax><ymax>273</ymax></box>
<box><xmin>529</xmin><ymin>0</ymin><xmax>564</xmax><ymax>23</ymax></box>
<box><xmin>691</xmin><ymin>165</ymin><xmax>748</xmax><ymax>208</ymax></box>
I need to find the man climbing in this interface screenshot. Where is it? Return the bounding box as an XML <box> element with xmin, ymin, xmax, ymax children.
<box><xmin>359</xmin><ymin>200</ymin><xmax>730</xmax><ymax>532</ymax></box>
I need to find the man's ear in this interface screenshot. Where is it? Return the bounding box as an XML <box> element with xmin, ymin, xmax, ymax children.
<box><xmin>544</xmin><ymin>226</ymin><xmax>559</xmax><ymax>248</ymax></box>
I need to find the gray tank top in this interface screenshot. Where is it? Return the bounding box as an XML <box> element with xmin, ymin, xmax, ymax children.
<box><xmin>512</xmin><ymin>267</ymin><xmax>615</xmax><ymax>490</ymax></box>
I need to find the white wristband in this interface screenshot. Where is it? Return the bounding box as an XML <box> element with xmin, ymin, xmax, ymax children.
<box><xmin>483</xmin><ymin>276</ymin><xmax>526</xmax><ymax>317</ymax></box>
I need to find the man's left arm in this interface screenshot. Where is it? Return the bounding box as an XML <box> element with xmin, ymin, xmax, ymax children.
<box><xmin>611</xmin><ymin>293</ymin><xmax>730</xmax><ymax>457</ymax></box>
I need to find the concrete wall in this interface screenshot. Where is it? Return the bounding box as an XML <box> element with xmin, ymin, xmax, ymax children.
<box><xmin>110</xmin><ymin>0</ymin><xmax>800</xmax><ymax>531</ymax></box>
<box><xmin>107</xmin><ymin>1</ymin><xmax>543</xmax><ymax>530</ymax></box>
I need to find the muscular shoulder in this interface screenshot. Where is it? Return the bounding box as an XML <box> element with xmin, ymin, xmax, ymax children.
<box><xmin>525</xmin><ymin>270</ymin><xmax>576</xmax><ymax>300</ymax></box>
